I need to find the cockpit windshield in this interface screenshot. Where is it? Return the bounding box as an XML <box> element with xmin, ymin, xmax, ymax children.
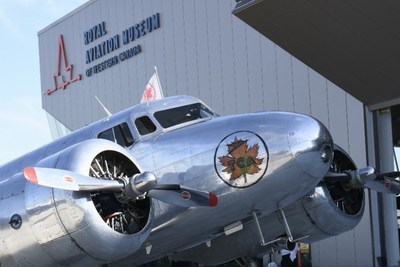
<box><xmin>154</xmin><ymin>103</ymin><xmax>214</xmax><ymax>128</ymax></box>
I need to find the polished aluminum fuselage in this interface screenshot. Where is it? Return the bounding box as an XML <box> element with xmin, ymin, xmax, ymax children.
<box><xmin>115</xmin><ymin>100</ymin><xmax>334</xmax><ymax>264</ymax></box>
<box><xmin>0</xmin><ymin>96</ymin><xmax>340</xmax><ymax>266</ymax></box>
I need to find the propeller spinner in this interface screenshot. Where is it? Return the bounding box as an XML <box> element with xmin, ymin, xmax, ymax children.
<box><xmin>23</xmin><ymin>167</ymin><xmax>218</xmax><ymax>208</ymax></box>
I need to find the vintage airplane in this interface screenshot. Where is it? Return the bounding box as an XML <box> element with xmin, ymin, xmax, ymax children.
<box><xmin>0</xmin><ymin>95</ymin><xmax>399</xmax><ymax>266</ymax></box>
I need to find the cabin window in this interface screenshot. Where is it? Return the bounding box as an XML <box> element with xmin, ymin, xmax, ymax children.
<box><xmin>154</xmin><ymin>103</ymin><xmax>213</xmax><ymax>128</ymax></box>
<box><xmin>98</xmin><ymin>122</ymin><xmax>135</xmax><ymax>147</ymax></box>
<box><xmin>135</xmin><ymin>116</ymin><xmax>157</xmax><ymax>135</ymax></box>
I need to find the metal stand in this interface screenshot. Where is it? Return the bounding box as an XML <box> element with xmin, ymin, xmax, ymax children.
<box><xmin>252</xmin><ymin>209</ymin><xmax>308</xmax><ymax>247</ymax></box>
<box><xmin>278</xmin><ymin>209</ymin><xmax>294</xmax><ymax>242</ymax></box>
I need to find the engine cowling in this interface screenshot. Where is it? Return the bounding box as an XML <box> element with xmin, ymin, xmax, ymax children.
<box><xmin>0</xmin><ymin>139</ymin><xmax>153</xmax><ymax>266</ymax></box>
<box><xmin>288</xmin><ymin>144</ymin><xmax>364</xmax><ymax>243</ymax></box>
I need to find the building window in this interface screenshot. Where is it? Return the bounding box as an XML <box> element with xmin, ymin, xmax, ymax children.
<box><xmin>98</xmin><ymin>122</ymin><xmax>135</xmax><ymax>147</ymax></box>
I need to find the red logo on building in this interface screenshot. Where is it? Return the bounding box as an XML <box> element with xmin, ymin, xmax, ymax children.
<box><xmin>46</xmin><ymin>35</ymin><xmax>81</xmax><ymax>95</ymax></box>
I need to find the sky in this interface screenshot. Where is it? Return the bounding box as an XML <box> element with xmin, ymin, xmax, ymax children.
<box><xmin>0</xmin><ymin>0</ymin><xmax>88</xmax><ymax>164</ymax></box>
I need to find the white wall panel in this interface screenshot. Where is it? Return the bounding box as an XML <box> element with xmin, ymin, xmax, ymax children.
<box><xmin>336</xmin><ymin>232</ymin><xmax>357</xmax><ymax>266</ymax></box>
<box><xmin>89</xmin><ymin>0</ymin><xmax>103</xmax><ymax>122</ymax></box>
<box><xmin>347</xmin><ymin>94</ymin><xmax>367</xmax><ymax>166</ymax></box>
<box><xmin>102</xmin><ymin>0</ymin><xmax>117</xmax><ymax>116</ymax></box>
<box><xmin>122</xmin><ymin>0</ymin><xmax>138</xmax><ymax>102</ymax></box>
<box><xmin>327</xmin><ymin>81</ymin><xmax>348</xmax><ymax>149</ymax></box>
<box><xmin>171</xmin><ymin>1</ymin><xmax>187</xmax><ymax>96</ymax></box>
<box><xmin>131</xmin><ymin>0</ymin><xmax>147</xmax><ymax>102</ymax></box>
<box><xmin>232</xmin><ymin>16</ymin><xmax>249</xmax><ymax>114</ymax></box>
<box><xmin>113</xmin><ymin>0</ymin><xmax>129</xmax><ymax>111</ymax></box>
<box><xmin>77</xmin><ymin>7</ymin><xmax>91</xmax><ymax>124</ymax></box>
<box><xmin>161</xmin><ymin>1</ymin><xmax>178</xmax><ymax>98</ymax></box>
<box><xmin>245</xmin><ymin>27</ymin><xmax>262</xmax><ymax>113</ymax></box>
<box><xmin>219</xmin><ymin>0</ymin><xmax>237</xmax><ymax>115</ymax></box>
<box><xmin>260</xmin><ymin>38</ymin><xmax>278</xmax><ymax>111</ymax></box>
<box><xmin>195</xmin><ymin>0</ymin><xmax>212</xmax><ymax>105</ymax></box>
<box><xmin>78</xmin><ymin>5</ymin><xmax>93</xmax><ymax>123</ymax></box>
<box><xmin>309</xmin><ymin>68</ymin><xmax>329</xmax><ymax>127</ymax></box>
<box><xmin>313</xmin><ymin>236</ymin><xmax>339</xmax><ymax>266</ymax></box>
<box><xmin>183</xmin><ymin>0</ymin><xmax>200</xmax><ymax>100</ymax></box>
<box><xmin>206</xmin><ymin>1</ymin><xmax>223</xmax><ymax>111</ymax></box>
<box><xmin>354</xmin><ymin>191</ymin><xmax>373</xmax><ymax>267</ymax></box>
<box><xmin>292</xmin><ymin>57</ymin><xmax>310</xmax><ymax>114</ymax></box>
<box><xmin>276</xmin><ymin>48</ymin><xmax>294</xmax><ymax>111</ymax></box>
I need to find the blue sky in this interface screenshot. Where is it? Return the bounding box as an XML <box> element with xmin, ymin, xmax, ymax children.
<box><xmin>0</xmin><ymin>0</ymin><xmax>88</xmax><ymax>164</ymax></box>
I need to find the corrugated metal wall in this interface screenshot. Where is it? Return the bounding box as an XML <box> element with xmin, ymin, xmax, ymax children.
<box><xmin>38</xmin><ymin>0</ymin><xmax>371</xmax><ymax>265</ymax></box>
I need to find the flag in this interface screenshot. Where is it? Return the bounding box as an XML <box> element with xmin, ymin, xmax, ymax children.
<box><xmin>141</xmin><ymin>66</ymin><xmax>164</xmax><ymax>103</ymax></box>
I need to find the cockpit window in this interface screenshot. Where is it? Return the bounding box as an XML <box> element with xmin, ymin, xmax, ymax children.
<box><xmin>98</xmin><ymin>122</ymin><xmax>135</xmax><ymax>147</ymax></box>
<box><xmin>154</xmin><ymin>103</ymin><xmax>213</xmax><ymax>128</ymax></box>
<box><xmin>135</xmin><ymin>116</ymin><xmax>157</xmax><ymax>135</ymax></box>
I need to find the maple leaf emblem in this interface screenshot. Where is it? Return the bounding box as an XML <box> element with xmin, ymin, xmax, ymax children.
<box><xmin>143</xmin><ymin>84</ymin><xmax>156</xmax><ymax>101</ymax></box>
<box><xmin>218</xmin><ymin>137</ymin><xmax>264</xmax><ymax>183</ymax></box>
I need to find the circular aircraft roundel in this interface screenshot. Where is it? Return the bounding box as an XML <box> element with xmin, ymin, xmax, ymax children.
<box><xmin>214</xmin><ymin>131</ymin><xmax>269</xmax><ymax>188</ymax></box>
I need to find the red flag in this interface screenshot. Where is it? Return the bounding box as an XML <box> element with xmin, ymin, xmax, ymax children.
<box><xmin>141</xmin><ymin>67</ymin><xmax>164</xmax><ymax>103</ymax></box>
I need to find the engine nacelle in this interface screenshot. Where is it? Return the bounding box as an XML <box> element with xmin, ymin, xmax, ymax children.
<box><xmin>0</xmin><ymin>139</ymin><xmax>153</xmax><ymax>266</ymax></box>
<box><xmin>288</xmin><ymin>145</ymin><xmax>364</xmax><ymax>243</ymax></box>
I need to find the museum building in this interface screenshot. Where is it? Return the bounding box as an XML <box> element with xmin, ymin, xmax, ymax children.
<box><xmin>38</xmin><ymin>0</ymin><xmax>400</xmax><ymax>266</ymax></box>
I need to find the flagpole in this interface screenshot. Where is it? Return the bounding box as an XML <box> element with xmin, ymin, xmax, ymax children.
<box><xmin>154</xmin><ymin>66</ymin><xmax>164</xmax><ymax>98</ymax></box>
<box><xmin>94</xmin><ymin>95</ymin><xmax>112</xmax><ymax>118</ymax></box>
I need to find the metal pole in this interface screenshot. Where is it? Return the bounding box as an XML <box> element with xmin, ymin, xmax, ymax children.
<box><xmin>376</xmin><ymin>108</ymin><xmax>399</xmax><ymax>266</ymax></box>
<box><xmin>366</xmin><ymin>107</ymin><xmax>381</xmax><ymax>266</ymax></box>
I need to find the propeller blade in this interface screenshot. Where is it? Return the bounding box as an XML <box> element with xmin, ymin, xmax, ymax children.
<box><xmin>24</xmin><ymin>167</ymin><xmax>219</xmax><ymax>207</ymax></box>
<box><xmin>376</xmin><ymin>171</ymin><xmax>400</xmax><ymax>179</ymax></box>
<box><xmin>154</xmin><ymin>184</ymin><xmax>181</xmax><ymax>190</ymax></box>
<box><xmin>356</xmin><ymin>167</ymin><xmax>400</xmax><ymax>193</ymax></box>
<box><xmin>23</xmin><ymin>167</ymin><xmax>123</xmax><ymax>191</ymax></box>
<box><xmin>148</xmin><ymin>185</ymin><xmax>218</xmax><ymax>207</ymax></box>
<box><xmin>324</xmin><ymin>171</ymin><xmax>351</xmax><ymax>182</ymax></box>
<box><xmin>364</xmin><ymin>178</ymin><xmax>400</xmax><ymax>194</ymax></box>
<box><xmin>128</xmin><ymin>172</ymin><xmax>218</xmax><ymax>207</ymax></box>
<box><xmin>323</xmin><ymin>166</ymin><xmax>400</xmax><ymax>194</ymax></box>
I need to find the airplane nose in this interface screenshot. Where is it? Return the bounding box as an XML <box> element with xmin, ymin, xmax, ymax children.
<box><xmin>287</xmin><ymin>114</ymin><xmax>333</xmax><ymax>178</ymax></box>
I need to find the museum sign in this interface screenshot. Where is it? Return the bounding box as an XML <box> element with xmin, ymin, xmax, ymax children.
<box><xmin>84</xmin><ymin>13</ymin><xmax>160</xmax><ymax>77</ymax></box>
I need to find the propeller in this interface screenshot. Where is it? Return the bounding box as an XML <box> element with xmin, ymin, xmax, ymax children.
<box><xmin>23</xmin><ymin>167</ymin><xmax>218</xmax><ymax>207</ymax></box>
<box><xmin>324</xmin><ymin>166</ymin><xmax>400</xmax><ymax>194</ymax></box>
<box><xmin>24</xmin><ymin>167</ymin><xmax>123</xmax><ymax>191</ymax></box>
